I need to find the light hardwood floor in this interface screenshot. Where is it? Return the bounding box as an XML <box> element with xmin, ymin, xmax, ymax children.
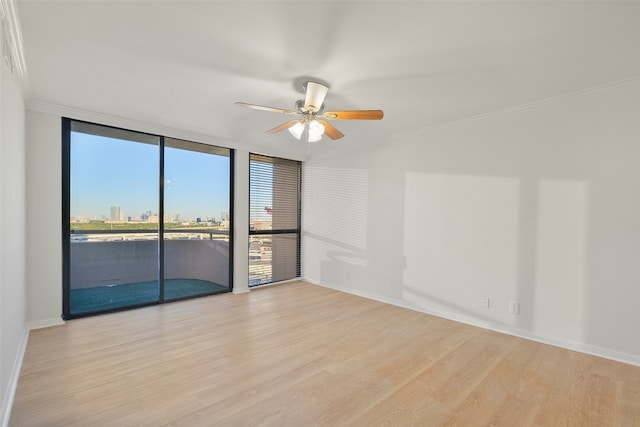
<box><xmin>10</xmin><ymin>281</ymin><xmax>640</xmax><ymax>426</ymax></box>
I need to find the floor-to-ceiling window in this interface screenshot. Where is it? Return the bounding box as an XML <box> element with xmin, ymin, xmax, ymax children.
<box><xmin>63</xmin><ymin>119</ymin><xmax>233</xmax><ymax>318</ymax></box>
<box><xmin>163</xmin><ymin>138</ymin><xmax>232</xmax><ymax>301</ymax></box>
<box><xmin>249</xmin><ymin>153</ymin><xmax>301</xmax><ymax>286</ymax></box>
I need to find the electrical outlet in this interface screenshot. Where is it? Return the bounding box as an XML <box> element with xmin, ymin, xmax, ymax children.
<box><xmin>481</xmin><ymin>297</ymin><xmax>490</xmax><ymax>308</ymax></box>
<box><xmin>509</xmin><ymin>301</ymin><xmax>520</xmax><ymax>315</ymax></box>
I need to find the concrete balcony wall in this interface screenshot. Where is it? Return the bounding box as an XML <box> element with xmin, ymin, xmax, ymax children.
<box><xmin>165</xmin><ymin>239</ymin><xmax>229</xmax><ymax>286</ymax></box>
<box><xmin>70</xmin><ymin>239</ymin><xmax>229</xmax><ymax>289</ymax></box>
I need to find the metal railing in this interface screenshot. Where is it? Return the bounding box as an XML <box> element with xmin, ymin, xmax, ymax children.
<box><xmin>71</xmin><ymin>228</ymin><xmax>229</xmax><ymax>240</ymax></box>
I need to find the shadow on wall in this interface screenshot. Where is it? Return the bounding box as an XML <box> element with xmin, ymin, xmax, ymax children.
<box><xmin>302</xmin><ymin>81</ymin><xmax>640</xmax><ymax>359</ymax></box>
<box><xmin>304</xmin><ymin>231</ymin><xmax>368</xmax><ymax>288</ymax></box>
<box><xmin>402</xmin><ymin>172</ymin><xmax>589</xmax><ymax>338</ymax></box>
<box><xmin>303</xmin><ymin>165</ymin><xmax>370</xmax><ymax>289</ymax></box>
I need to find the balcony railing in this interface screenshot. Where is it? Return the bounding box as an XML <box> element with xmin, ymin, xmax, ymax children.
<box><xmin>69</xmin><ymin>229</ymin><xmax>230</xmax><ymax>290</ymax></box>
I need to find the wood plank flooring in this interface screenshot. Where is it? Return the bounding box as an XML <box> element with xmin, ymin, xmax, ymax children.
<box><xmin>10</xmin><ymin>281</ymin><xmax>640</xmax><ymax>426</ymax></box>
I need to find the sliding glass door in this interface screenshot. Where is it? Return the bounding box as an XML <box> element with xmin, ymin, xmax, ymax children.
<box><xmin>163</xmin><ymin>138</ymin><xmax>231</xmax><ymax>301</ymax></box>
<box><xmin>66</xmin><ymin>122</ymin><xmax>161</xmax><ymax>315</ymax></box>
<box><xmin>63</xmin><ymin>119</ymin><xmax>232</xmax><ymax>318</ymax></box>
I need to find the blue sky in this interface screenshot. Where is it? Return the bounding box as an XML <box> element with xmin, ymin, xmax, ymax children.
<box><xmin>71</xmin><ymin>132</ymin><xmax>230</xmax><ymax>220</ymax></box>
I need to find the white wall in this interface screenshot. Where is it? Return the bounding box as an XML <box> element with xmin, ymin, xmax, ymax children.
<box><xmin>303</xmin><ymin>80</ymin><xmax>640</xmax><ymax>365</ymax></box>
<box><xmin>25</xmin><ymin>111</ymin><xmax>62</xmax><ymax>327</ymax></box>
<box><xmin>0</xmin><ymin>14</ymin><xmax>27</xmax><ymax>425</ymax></box>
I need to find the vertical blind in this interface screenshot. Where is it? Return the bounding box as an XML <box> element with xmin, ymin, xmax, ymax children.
<box><xmin>249</xmin><ymin>153</ymin><xmax>301</xmax><ymax>286</ymax></box>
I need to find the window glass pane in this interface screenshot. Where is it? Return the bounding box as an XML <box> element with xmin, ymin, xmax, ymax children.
<box><xmin>249</xmin><ymin>234</ymin><xmax>272</xmax><ymax>286</ymax></box>
<box><xmin>249</xmin><ymin>154</ymin><xmax>301</xmax><ymax>286</ymax></box>
<box><xmin>69</xmin><ymin>125</ymin><xmax>160</xmax><ymax>314</ymax></box>
<box><xmin>163</xmin><ymin>139</ymin><xmax>231</xmax><ymax>299</ymax></box>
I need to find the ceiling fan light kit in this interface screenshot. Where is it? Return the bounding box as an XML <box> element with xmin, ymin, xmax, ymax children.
<box><xmin>288</xmin><ymin>121</ymin><xmax>305</xmax><ymax>140</ymax></box>
<box><xmin>306</xmin><ymin>120</ymin><xmax>325</xmax><ymax>142</ymax></box>
<box><xmin>236</xmin><ymin>81</ymin><xmax>383</xmax><ymax>143</ymax></box>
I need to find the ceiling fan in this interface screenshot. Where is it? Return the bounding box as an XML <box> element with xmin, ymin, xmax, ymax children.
<box><xmin>235</xmin><ymin>81</ymin><xmax>383</xmax><ymax>142</ymax></box>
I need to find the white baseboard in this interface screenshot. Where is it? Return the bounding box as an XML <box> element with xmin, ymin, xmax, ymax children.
<box><xmin>305</xmin><ymin>278</ymin><xmax>640</xmax><ymax>368</ymax></box>
<box><xmin>1</xmin><ymin>329</ymin><xmax>29</xmax><ymax>427</ymax></box>
<box><xmin>27</xmin><ymin>317</ymin><xmax>65</xmax><ymax>330</ymax></box>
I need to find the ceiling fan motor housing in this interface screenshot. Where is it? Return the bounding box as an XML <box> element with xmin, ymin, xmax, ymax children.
<box><xmin>296</xmin><ymin>99</ymin><xmax>324</xmax><ymax>116</ymax></box>
<box><xmin>303</xmin><ymin>81</ymin><xmax>329</xmax><ymax>113</ymax></box>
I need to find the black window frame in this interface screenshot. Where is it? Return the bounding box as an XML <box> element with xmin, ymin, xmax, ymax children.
<box><xmin>62</xmin><ymin>117</ymin><xmax>234</xmax><ymax>319</ymax></box>
<box><xmin>249</xmin><ymin>153</ymin><xmax>302</xmax><ymax>286</ymax></box>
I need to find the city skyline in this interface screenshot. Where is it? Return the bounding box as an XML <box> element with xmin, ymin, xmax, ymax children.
<box><xmin>70</xmin><ymin>131</ymin><xmax>231</xmax><ymax>220</ymax></box>
<box><xmin>71</xmin><ymin>204</ymin><xmax>230</xmax><ymax>224</ymax></box>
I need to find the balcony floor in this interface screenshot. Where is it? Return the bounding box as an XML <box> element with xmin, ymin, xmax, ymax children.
<box><xmin>70</xmin><ymin>279</ymin><xmax>228</xmax><ymax>314</ymax></box>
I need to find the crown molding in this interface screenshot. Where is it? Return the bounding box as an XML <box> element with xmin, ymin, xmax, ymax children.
<box><xmin>1</xmin><ymin>0</ymin><xmax>29</xmax><ymax>91</ymax></box>
<box><xmin>26</xmin><ymin>99</ymin><xmax>310</xmax><ymax>162</ymax></box>
<box><xmin>27</xmin><ymin>99</ymin><xmax>243</xmax><ymax>148</ymax></box>
<box><xmin>396</xmin><ymin>75</ymin><xmax>640</xmax><ymax>139</ymax></box>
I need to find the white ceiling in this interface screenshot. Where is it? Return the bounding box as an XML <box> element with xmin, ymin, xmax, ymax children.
<box><xmin>16</xmin><ymin>1</ymin><xmax>640</xmax><ymax>157</ymax></box>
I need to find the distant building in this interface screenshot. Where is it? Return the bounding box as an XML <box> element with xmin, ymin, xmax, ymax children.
<box><xmin>251</xmin><ymin>219</ymin><xmax>272</xmax><ymax>231</ymax></box>
<box><xmin>110</xmin><ymin>205</ymin><xmax>120</xmax><ymax>221</ymax></box>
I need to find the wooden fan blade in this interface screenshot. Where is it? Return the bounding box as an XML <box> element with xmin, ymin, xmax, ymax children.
<box><xmin>318</xmin><ymin>120</ymin><xmax>344</xmax><ymax>140</ymax></box>
<box><xmin>323</xmin><ymin>110</ymin><xmax>384</xmax><ymax>120</ymax></box>
<box><xmin>266</xmin><ymin>120</ymin><xmax>300</xmax><ymax>134</ymax></box>
<box><xmin>235</xmin><ymin>102</ymin><xmax>298</xmax><ymax>115</ymax></box>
